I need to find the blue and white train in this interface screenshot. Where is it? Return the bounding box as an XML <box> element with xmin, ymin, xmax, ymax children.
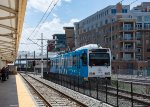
<box><xmin>49</xmin><ymin>44</ymin><xmax>111</xmax><ymax>80</ymax></box>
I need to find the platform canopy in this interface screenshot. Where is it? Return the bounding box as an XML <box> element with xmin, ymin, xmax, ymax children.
<box><xmin>0</xmin><ymin>0</ymin><xmax>27</xmax><ymax>62</ymax></box>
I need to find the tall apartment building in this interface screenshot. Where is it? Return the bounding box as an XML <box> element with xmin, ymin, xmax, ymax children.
<box><xmin>74</xmin><ymin>2</ymin><xmax>150</xmax><ymax>71</ymax></box>
<box><xmin>63</xmin><ymin>27</ymin><xmax>75</xmax><ymax>51</ymax></box>
<box><xmin>52</xmin><ymin>34</ymin><xmax>66</xmax><ymax>51</ymax></box>
<box><xmin>47</xmin><ymin>40</ymin><xmax>55</xmax><ymax>52</ymax></box>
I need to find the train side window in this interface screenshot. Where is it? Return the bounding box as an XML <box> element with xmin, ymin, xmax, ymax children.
<box><xmin>73</xmin><ymin>55</ymin><xmax>76</xmax><ymax>66</ymax></box>
<box><xmin>81</xmin><ymin>53</ymin><xmax>87</xmax><ymax>66</ymax></box>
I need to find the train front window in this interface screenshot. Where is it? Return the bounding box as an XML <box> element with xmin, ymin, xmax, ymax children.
<box><xmin>89</xmin><ymin>53</ymin><xmax>110</xmax><ymax>66</ymax></box>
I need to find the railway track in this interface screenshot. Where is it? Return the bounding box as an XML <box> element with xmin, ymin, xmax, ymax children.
<box><xmin>20</xmin><ymin>73</ymin><xmax>87</xmax><ymax>107</ymax></box>
<box><xmin>117</xmin><ymin>77</ymin><xmax>150</xmax><ymax>85</ymax></box>
<box><xmin>96</xmin><ymin>82</ymin><xmax>150</xmax><ymax>106</ymax></box>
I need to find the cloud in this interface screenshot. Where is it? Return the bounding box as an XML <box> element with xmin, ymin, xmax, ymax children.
<box><xmin>27</xmin><ymin>0</ymin><xmax>72</xmax><ymax>12</ymax></box>
<box><xmin>19</xmin><ymin>17</ymin><xmax>79</xmax><ymax>52</ymax></box>
<box><xmin>52</xmin><ymin>13</ymin><xmax>58</xmax><ymax>18</ymax></box>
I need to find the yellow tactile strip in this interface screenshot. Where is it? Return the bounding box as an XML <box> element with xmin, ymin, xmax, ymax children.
<box><xmin>16</xmin><ymin>74</ymin><xmax>36</xmax><ymax>107</ymax></box>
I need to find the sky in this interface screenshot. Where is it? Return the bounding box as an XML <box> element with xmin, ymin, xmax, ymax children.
<box><xmin>19</xmin><ymin>0</ymin><xmax>150</xmax><ymax>54</ymax></box>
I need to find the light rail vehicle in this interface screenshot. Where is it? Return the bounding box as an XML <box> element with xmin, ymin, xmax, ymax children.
<box><xmin>49</xmin><ymin>44</ymin><xmax>111</xmax><ymax>80</ymax></box>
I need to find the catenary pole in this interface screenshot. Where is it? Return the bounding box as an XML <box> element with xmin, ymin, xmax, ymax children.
<box><xmin>41</xmin><ymin>33</ymin><xmax>43</xmax><ymax>78</ymax></box>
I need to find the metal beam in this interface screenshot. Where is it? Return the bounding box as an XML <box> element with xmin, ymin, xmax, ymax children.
<box><xmin>0</xmin><ymin>41</ymin><xmax>15</xmax><ymax>45</ymax></box>
<box><xmin>0</xmin><ymin>15</ymin><xmax>16</xmax><ymax>20</ymax></box>
<box><xmin>0</xmin><ymin>38</ymin><xmax>15</xmax><ymax>42</ymax></box>
<box><xmin>0</xmin><ymin>44</ymin><xmax>15</xmax><ymax>49</ymax></box>
<box><xmin>0</xmin><ymin>33</ymin><xmax>16</xmax><ymax>40</ymax></box>
<box><xmin>0</xmin><ymin>5</ymin><xmax>17</xmax><ymax>14</ymax></box>
<box><xmin>0</xmin><ymin>24</ymin><xmax>16</xmax><ymax>31</ymax></box>
<box><xmin>0</xmin><ymin>51</ymin><xmax>12</xmax><ymax>53</ymax></box>
<box><xmin>0</xmin><ymin>33</ymin><xmax>14</xmax><ymax>36</ymax></box>
<box><xmin>0</xmin><ymin>48</ymin><xmax>15</xmax><ymax>51</ymax></box>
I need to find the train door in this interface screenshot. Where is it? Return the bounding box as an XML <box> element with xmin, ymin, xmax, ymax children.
<box><xmin>80</xmin><ymin>50</ymin><xmax>88</xmax><ymax>78</ymax></box>
<box><xmin>76</xmin><ymin>52</ymin><xmax>81</xmax><ymax>76</ymax></box>
<box><xmin>72</xmin><ymin>53</ymin><xmax>77</xmax><ymax>76</ymax></box>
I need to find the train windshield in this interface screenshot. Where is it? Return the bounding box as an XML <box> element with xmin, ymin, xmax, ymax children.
<box><xmin>89</xmin><ymin>53</ymin><xmax>110</xmax><ymax>66</ymax></box>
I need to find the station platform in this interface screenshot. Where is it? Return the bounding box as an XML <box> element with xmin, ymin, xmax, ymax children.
<box><xmin>0</xmin><ymin>74</ymin><xmax>36</xmax><ymax>107</ymax></box>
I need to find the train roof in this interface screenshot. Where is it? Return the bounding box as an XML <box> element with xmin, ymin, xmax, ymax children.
<box><xmin>75</xmin><ymin>44</ymin><xmax>102</xmax><ymax>51</ymax></box>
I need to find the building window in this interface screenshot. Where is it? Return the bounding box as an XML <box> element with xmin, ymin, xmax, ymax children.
<box><xmin>147</xmin><ymin>57</ymin><xmax>150</xmax><ymax>60</ymax></box>
<box><xmin>136</xmin><ymin>23</ymin><xmax>142</xmax><ymax>29</ymax></box>
<box><xmin>122</xmin><ymin>9</ymin><xmax>127</xmax><ymax>13</ymax></box>
<box><xmin>144</xmin><ymin>23</ymin><xmax>150</xmax><ymax>29</ymax></box>
<box><xmin>111</xmin><ymin>9</ymin><xmax>116</xmax><ymax>14</ymax></box>
<box><xmin>137</xmin><ymin>48</ymin><xmax>141</xmax><ymax>52</ymax></box>
<box><xmin>136</xmin><ymin>55</ymin><xmax>142</xmax><ymax>60</ymax></box>
<box><xmin>105</xmin><ymin>19</ymin><xmax>108</xmax><ymax>24</ymax></box>
<box><xmin>136</xmin><ymin>32</ymin><xmax>142</xmax><ymax>40</ymax></box>
<box><xmin>146</xmin><ymin>40</ymin><xmax>149</xmax><ymax>45</ymax></box>
<box><xmin>137</xmin><ymin>16</ymin><xmax>142</xmax><ymax>22</ymax></box>
<box><xmin>147</xmin><ymin>48</ymin><xmax>150</xmax><ymax>52</ymax></box>
<box><xmin>144</xmin><ymin>16</ymin><xmax>150</xmax><ymax>21</ymax></box>
<box><xmin>124</xmin><ymin>34</ymin><xmax>132</xmax><ymax>40</ymax></box>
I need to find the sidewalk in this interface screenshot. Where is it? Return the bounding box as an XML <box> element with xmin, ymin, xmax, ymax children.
<box><xmin>0</xmin><ymin>74</ymin><xmax>36</xmax><ymax>107</ymax></box>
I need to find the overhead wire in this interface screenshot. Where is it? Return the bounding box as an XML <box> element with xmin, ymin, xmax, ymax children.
<box><xmin>27</xmin><ymin>0</ymin><xmax>54</xmax><ymax>40</ymax></box>
<box><xmin>33</xmin><ymin>0</ymin><xmax>60</xmax><ymax>40</ymax></box>
<box><xmin>22</xmin><ymin>0</ymin><xmax>140</xmax><ymax>54</ymax></box>
<box><xmin>124</xmin><ymin>0</ymin><xmax>139</xmax><ymax>8</ymax></box>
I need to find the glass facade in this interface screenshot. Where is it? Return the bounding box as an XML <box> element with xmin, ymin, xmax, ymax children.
<box><xmin>144</xmin><ymin>16</ymin><xmax>150</xmax><ymax>21</ymax></box>
<box><xmin>137</xmin><ymin>16</ymin><xmax>142</xmax><ymax>22</ymax></box>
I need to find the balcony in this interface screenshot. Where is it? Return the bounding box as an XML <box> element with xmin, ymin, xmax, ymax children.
<box><xmin>136</xmin><ymin>35</ymin><xmax>142</xmax><ymax>40</ymax></box>
<box><xmin>121</xmin><ymin>57</ymin><xmax>135</xmax><ymax>61</ymax></box>
<box><xmin>120</xmin><ymin>27</ymin><xmax>135</xmax><ymax>31</ymax></box>
<box><xmin>136</xmin><ymin>43</ymin><xmax>142</xmax><ymax>47</ymax></box>
<box><xmin>136</xmin><ymin>27</ymin><xmax>143</xmax><ymax>30</ymax></box>
<box><xmin>136</xmin><ymin>26</ymin><xmax>150</xmax><ymax>30</ymax></box>
<box><xmin>144</xmin><ymin>26</ymin><xmax>150</xmax><ymax>30</ymax></box>
<box><xmin>120</xmin><ymin>47</ymin><xmax>136</xmax><ymax>52</ymax></box>
<box><xmin>120</xmin><ymin>37</ymin><xmax>135</xmax><ymax>42</ymax></box>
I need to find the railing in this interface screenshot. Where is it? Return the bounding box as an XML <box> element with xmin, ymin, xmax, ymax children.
<box><xmin>136</xmin><ymin>27</ymin><xmax>150</xmax><ymax>30</ymax></box>
<box><xmin>120</xmin><ymin>38</ymin><xmax>134</xmax><ymax>41</ymax></box>
<box><xmin>136</xmin><ymin>43</ymin><xmax>142</xmax><ymax>46</ymax></box>
<box><xmin>43</xmin><ymin>72</ymin><xmax>150</xmax><ymax>107</ymax></box>
<box><xmin>144</xmin><ymin>26</ymin><xmax>150</xmax><ymax>30</ymax></box>
<box><xmin>135</xmin><ymin>37</ymin><xmax>142</xmax><ymax>40</ymax></box>
<box><xmin>120</xmin><ymin>27</ymin><xmax>134</xmax><ymax>31</ymax></box>
<box><xmin>120</xmin><ymin>58</ymin><xmax>135</xmax><ymax>61</ymax></box>
<box><xmin>120</xmin><ymin>47</ymin><xmax>135</xmax><ymax>52</ymax></box>
<box><xmin>136</xmin><ymin>27</ymin><xmax>143</xmax><ymax>30</ymax></box>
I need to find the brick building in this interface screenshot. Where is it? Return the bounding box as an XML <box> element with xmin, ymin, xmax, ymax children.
<box><xmin>47</xmin><ymin>40</ymin><xmax>55</xmax><ymax>52</ymax></box>
<box><xmin>52</xmin><ymin>34</ymin><xmax>67</xmax><ymax>51</ymax></box>
<box><xmin>63</xmin><ymin>27</ymin><xmax>75</xmax><ymax>51</ymax></box>
<box><xmin>74</xmin><ymin>2</ymin><xmax>150</xmax><ymax>71</ymax></box>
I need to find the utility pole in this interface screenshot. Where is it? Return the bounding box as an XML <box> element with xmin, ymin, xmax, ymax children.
<box><xmin>47</xmin><ymin>46</ymin><xmax>48</xmax><ymax>73</ymax></box>
<box><xmin>25</xmin><ymin>54</ymin><xmax>27</xmax><ymax>74</ymax></box>
<box><xmin>41</xmin><ymin>33</ymin><xmax>43</xmax><ymax>78</ymax></box>
<box><xmin>34</xmin><ymin>51</ymin><xmax>35</xmax><ymax>75</ymax></box>
<box><xmin>34</xmin><ymin>33</ymin><xmax>49</xmax><ymax>78</ymax></box>
<box><xmin>19</xmin><ymin>55</ymin><xmax>21</xmax><ymax>71</ymax></box>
